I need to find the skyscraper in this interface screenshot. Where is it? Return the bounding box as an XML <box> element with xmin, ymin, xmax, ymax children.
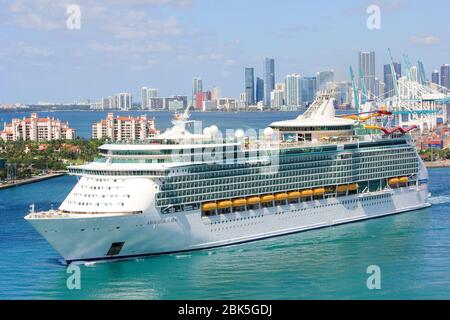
<box><xmin>316</xmin><ymin>71</ymin><xmax>334</xmax><ymax>91</ymax></box>
<box><xmin>255</xmin><ymin>77</ymin><xmax>264</xmax><ymax>103</ymax></box>
<box><xmin>410</xmin><ymin>66</ymin><xmax>419</xmax><ymax>82</ymax></box>
<box><xmin>285</xmin><ymin>74</ymin><xmax>302</xmax><ymax>107</ymax></box>
<box><xmin>431</xmin><ymin>70</ymin><xmax>440</xmax><ymax>85</ymax></box>
<box><xmin>383</xmin><ymin>63</ymin><xmax>401</xmax><ymax>98</ymax></box>
<box><xmin>441</xmin><ymin>64</ymin><xmax>450</xmax><ymax>89</ymax></box>
<box><xmin>359</xmin><ymin>51</ymin><xmax>376</xmax><ymax>95</ymax></box>
<box><xmin>301</xmin><ymin>76</ymin><xmax>317</xmax><ymax>106</ymax></box>
<box><xmin>263</xmin><ymin>58</ymin><xmax>275</xmax><ymax>106</ymax></box>
<box><xmin>141</xmin><ymin>87</ymin><xmax>148</xmax><ymax>109</ymax></box>
<box><xmin>245</xmin><ymin>68</ymin><xmax>255</xmax><ymax>105</ymax></box>
<box><xmin>147</xmin><ymin>88</ymin><xmax>158</xmax><ymax>98</ymax></box>
<box><xmin>192</xmin><ymin>77</ymin><xmax>203</xmax><ymax>105</ymax></box>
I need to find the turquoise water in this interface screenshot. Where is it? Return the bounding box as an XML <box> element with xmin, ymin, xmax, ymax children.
<box><xmin>0</xmin><ymin>170</ymin><xmax>450</xmax><ymax>299</ymax></box>
<box><xmin>1</xmin><ymin>111</ymin><xmax>450</xmax><ymax>299</ymax></box>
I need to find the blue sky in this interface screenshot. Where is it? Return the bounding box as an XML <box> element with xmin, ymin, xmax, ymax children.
<box><xmin>0</xmin><ymin>0</ymin><xmax>448</xmax><ymax>103</ymax></box>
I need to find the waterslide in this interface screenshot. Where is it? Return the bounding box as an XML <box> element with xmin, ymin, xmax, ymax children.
<box><xmin>363</xmin><ymin>125</ymin><xmax>418</xmax><ymax>135</ymax></box>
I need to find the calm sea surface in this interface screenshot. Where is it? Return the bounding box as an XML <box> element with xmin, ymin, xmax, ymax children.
<box><xmin>1</xmin><ymin>111</ymin><xmax>450</xmax><ymax>299</ymax></box>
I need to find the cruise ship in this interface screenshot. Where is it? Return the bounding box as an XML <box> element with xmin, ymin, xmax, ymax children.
<box><xmin>25</xmin><ymin>91</ymin><xmax>431</xmax><ymax>263</ymax></box>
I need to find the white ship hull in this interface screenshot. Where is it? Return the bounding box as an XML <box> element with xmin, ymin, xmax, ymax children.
<box><xmin>26</xmin><ymin>184</ymin><xmax>430</xmax><ymax>263</ymax></box>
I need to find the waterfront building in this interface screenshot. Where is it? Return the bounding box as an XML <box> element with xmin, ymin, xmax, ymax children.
<box><xmin>285</xmin><ymin>74</ymin><xmax>302</xmax><ymax>107</ymax></box>
<box><xmin>166</xmin><ymin>96</ymin><xmax>188</xmax><ymax>112</ymax></box>
<box><xmin>316</xmin><ymin>71</ymin><xmax>334</xmax><ymax>91</ymax></box>
<box><xmin>195</xmin><ymin>91</ymin><xmax>212</xmax><ymax>110</ymax></box>
<box><xmin>301</xmin><ymin>76</ymin><xmax>317</xmax><ymax>106</ymax></box>
<box><xmin>432</xmin><ymin>70</ymin><xmax>440</xmax><ymax>85</ymax></box>
<box><xmin>384</xmin><ymin>63</ymin><xmax>401</xmax><ymax>98</ymax></box>
<box><xmin>245</xmin><ymin>68</ymin><xmax>255</xmax><ymax>105</ymax></box>
<box><xmin>264</xmin><ymin>58</ymin><xmax>275</xmax><ymax>106</ymax></box>
<box><xmin>149</xmin><ymin>97</ymin><xmax>165</xmax><ymax>110</ymax></box>
<box><xmin>359</xmin><ymin>51</ymin><xmax>376</xmax><ymax>95</ymax></box>
<box><xmin>192</xmin><ymin>77</ymin><xmax>203</xmax><ymax>106</ymax></box>
<box><xmin>270</xmin><ymin>89</ymin><xmax>284</xmax><ymax>109</ymax></box>
<box><xmin>141</xmin><ymin>87</ymin><xmax>148</xmax><ymax>109</ymax></box>
<box><xmin>91</xmin><ymin>113</ymin><xmax>159</xmax><ymax>141</ymax></box>
<box><xmin>216</xmin><ymin>98</ymin><xmax>237</xmax><ymax>111</ymax></box>
<box><xmin>255</xmin><ymin>77</ymin><xmax>264</xmax><ymax>103</ymax></box>
<box><xmin>211</xmin><ymin>86</ymin><xmax>221</xmax><ymax>107</ymax></box>
<box><xmin>0</xmin><ymin>113</ymin><xmax>76</xmax><ymax>141</ymax></box>
<box><xmin>441</xmin><ymin>64</ymin><xmax>450</xmax><ymax>89</ymax></box>
<box><xmin>116</xmin><ymin>93</ymin><xmax>132</xmax><ymax>110</ymax></box>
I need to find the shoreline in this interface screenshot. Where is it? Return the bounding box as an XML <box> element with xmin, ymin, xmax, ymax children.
<box><xmin>0</xmin><ymin>171</ymin><xmax>67</xmax><ymax>190</ymax></box>
<box><xmin>424</xmin><ymin>160</ymin><xmax>450</xmax><ymax>168</ymax></box>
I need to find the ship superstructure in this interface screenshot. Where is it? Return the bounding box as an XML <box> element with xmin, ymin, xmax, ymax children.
<box><xmin>25</xmin><ymin>91</ymin><xmax>430</xmax><ymax>262</ymax></box>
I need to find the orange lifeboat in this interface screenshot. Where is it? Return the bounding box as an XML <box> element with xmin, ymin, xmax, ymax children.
<box><xmin>275</xmin><ymin>193</ymin><xmax>288</xmax><ymax>201</ymax></box>
<box><xmin>388</xmin><ymin>178</ymin><xmax>400</xmax><ymax>186</ymax></box>
<box><xmin>313</xmin><ymin>188</ymin><xmax>325</xmax><ymax>196</ymax></box>
<box><xmin>232</xmin><ymin>199</ymin><xmax>247</xmax><ymax>207</ymax></box>
<box><xmin>247</xmin><ymin>196</ymin><xmax>261</xmax><ymax>205</ymax></box>
<box><xmin>202</xmin><ymin>203</ymin><xmax>217</xmax><ymax>211</ymax></box>
<box><xmin>288</xmin><ymin>191</ymin><xmax>301</xmax><ymax>199</ymax></box>
<box><xmin>301</xmin><ymin>190</ymin><xmax>313</xmax><ymax>197</ymax></box>
<box><xmin>348</xmin><ymin>183</ymin><xmax>359</xmax><ymax>191</ymax></box>
<box><xmin>399</xmin><ymin>177</ymin><xmax>409</xmax><ymax>184</ymax></box>
<box><xmin>217</xmin><ymin>200</ymin><xmax>232</xmax><ymax>209</ymax></box>
<box><xmin>337</xmin><ymin>185</ymin><xmax>348</xmax><ymax>193</ymax></box>
<box><xmin>261</xmin><ymin>195</ymin><xmax>275</xmax><ymax>203</ymax></box>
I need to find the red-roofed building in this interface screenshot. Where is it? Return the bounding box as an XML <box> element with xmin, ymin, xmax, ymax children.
<box><xmin>0</xmin><ymin>113</ymin><xmax>76</xmax><ymax>141</ymax></box>
<box><xmin>92</xmin><ymin>113</ymin><xmax>160</xmax><ymax>141</ymax></box>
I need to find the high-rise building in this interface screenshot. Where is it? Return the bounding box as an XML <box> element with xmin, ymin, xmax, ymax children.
<box><xmin>270</xmin><ymin>89</ymin><xmax>284</xmax><ymax>109</ymax></box>
<box><xmin>383</xmin><ymin>63</ymin><xmax>401</xmax><ymax>98</ymax></box>
<box><xmin>431</xmin><ymin>70</ymin><xmax>440</xmax><ymax>85</ymax></box>
<box><xmin>336</xmin><ymin>81</ymin><xmax>352</xmax><ymax>107</ymax></box>
<box><xmin>195</xmin><ymin>91</ymin><xmax>211</xmax><ymax>110</ymax></box>
<box><xmin>316</xmin><ymin>71</ymin><xmax>334</xmax><ymax>91</ymax></box>
<box><xmin>441</xmin><ymin>64</ymin><xmax>450</xmax><ymax>89</ymax></box>
<box><xmin>116</xmin><ymin>93</ymin><xmax>132</xmax><ymax>110</ymax></box>
<box><xmin>301</xmin><ymin>76</ymin><xmax>317</xmax><ymax>106</ymax></box>
<box><xmin>192</xmin><ymin>77</ymin><xmax>203</xmax><ymax>105</ymax></box>
<box><xmin>285</xmin><ymin>74</ymin><xmax>302</xmax><ymax>107</ymax></box>
<box><xmin>245</xmin><ymin>68</ymin><xmax>255</xmax><ymax>105</ymax></box>
<box><xmin>211</xmin><ymin>86</ymin><xmax>221</xmax><ymax>105</ymax></box>
<box><xmin>141</xmin><ymin>87</ymin><xmax>148</xmax><ymax>109</ymax></box>
<box><xmin>147</xmin><ymin>88</ymin><xmax>158</xmax><ymax>98</ymax></box>
<box><xmin>410</xmin><ymin>66</ymin><xmax>419</xmax><ymax>82</ymax></box>
<box><xmin>0</xmin><ymin>113</ymin><xmax>76</xmax><ymax>141</ymax></box>
<box><xmin>255</xmin><ymin>77</ymin><xmax>264</xmax><ymax>103</ymax></box>
<box><xmin>263</xmin><ymin>58</ymin><xmax>275</xmax><ymax>106</ymax></box>
<box><xmin>359</xmin><ymin>51</ymin><xmax>376</xmax><ymax>95</ymax></box>
<box><xmin>92</xmin><ymin>113</ymin><xmax>159</xmax><ymax>141</ymax></box>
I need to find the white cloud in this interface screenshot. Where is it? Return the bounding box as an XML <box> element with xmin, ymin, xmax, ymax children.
<box><xmin>410</xmin><ymin>34</ymin><xmax>440</xmax><ymax>46</ymax></box>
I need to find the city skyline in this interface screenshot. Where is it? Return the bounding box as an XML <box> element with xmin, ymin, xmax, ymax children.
<box><xmin>1</xmin><ymin>0</ymin><xmax>449</xmax><ymax>103</ymax></box>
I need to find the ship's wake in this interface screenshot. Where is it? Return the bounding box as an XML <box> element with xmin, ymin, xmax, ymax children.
<box><xmin>429</xmin><ymin>195</ymin><xmax>450</xmax><ymax>205</ymax></box>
